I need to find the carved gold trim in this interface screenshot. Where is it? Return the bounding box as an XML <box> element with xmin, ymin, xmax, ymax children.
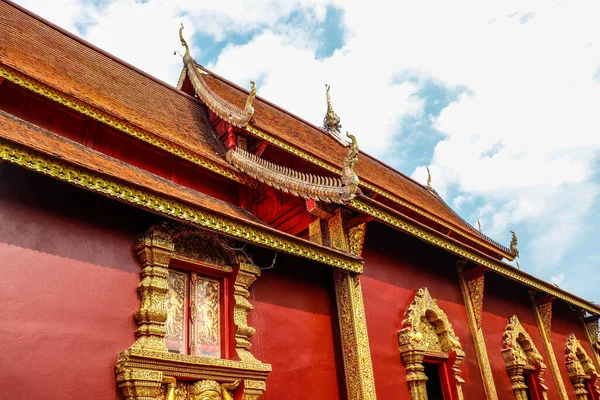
<box><xmin>334</xmin><ymin>269</ymin><xmax>377</xmax><ymax>399</ymax></box>
<box><xmin>398</xmin><ymin>288</ymin><xmax>465</xmax><ymax>400</ymax></box>
<box><xmin>457</xmin><ymin>264</ymin><xmax>498</xmax><ymax>400</ymax></box>
<box><xmin>0</xmin><ymin>140</ymin><xmax>363</xmax><ymax>273</ymax></box>
<box><xmin>582</xmin><ymin>317</ymin><xmax>600</xmax><ymax>371</ymax></box>
<box><xmin>530</xmin><ymin>296</ymin><xmax>569</xmax><ymax>399</ymax></box>
<box><xmin>349</xmin><ymin>197</ymin><xmax>600</xmax><ymax>316</ymax></box>
<box><xmin>244</xmin><ymin>124</ymin><xmax>513</xmax><ymax>259</ymax></box>
<box><xmin>233</xmin><ymin>261</ymin><xmax>261</xmax><ymax>363</ymax></box>
<box><xmin>565</xmin><ymin>333</ymin><xmax>600</xmax><ymax>400</ymax></box>
<box><xmin>502</xmin><ymin>315</ymin><xmax>549</xmax><ymax>400</ymax></box>
<box><xmin>0</xmin><ymin>64</ymin><xmax>254</xmax><ymax>186</ymax></box>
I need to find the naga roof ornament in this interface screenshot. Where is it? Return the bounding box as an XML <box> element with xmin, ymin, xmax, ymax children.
<box><xmin>322</xmin><ymin>84</ymin><xmax>341</xmax><ymax>137</ymax></box>
<box><xmin>510</xmin><ymin>230</ymin><xmax>519</xmax><ymax>258</ymax></box>
<box><xmin>226</xmin><ymin>132</ymin><xmax>360</xmax><ymax>204</ymax></box>
<box><xmin>179</xmin><ymin>24</ymin><xmax>255</xmax><ymax>128</ymax></box>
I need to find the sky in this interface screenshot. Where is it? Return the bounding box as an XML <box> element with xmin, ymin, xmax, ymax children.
<box><xmin>13</xmin><ymin>0</ymin><xmax>600</xmax><ymax>303</ymax></box>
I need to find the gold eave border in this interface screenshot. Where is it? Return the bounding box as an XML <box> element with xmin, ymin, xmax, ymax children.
<box><xmin>245</xmin><ymin>125</ymin><xmax>514</xmax><ymax>261</ymax></box>
<box><xmin>349</xmin><ymin>197</ymin><xmax>600</xmax><ymax>316</ymax></box>
<box><xmin>0</xmin><ymin>139</ymin><xmax>363</xmax><ymax>273</ymax></box>
<box><xmin>0</xmin><ymin>64</ymin><xmax>254</xmax><ymax>187</ymax></box>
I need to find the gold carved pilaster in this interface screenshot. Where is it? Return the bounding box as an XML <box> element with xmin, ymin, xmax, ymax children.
<box><xmin>457</xmin><ymin>263</ymin><xmax>498</xmax><ymax>399</ymax></box>
<box><xmin>233</xmin><ymin>261</ymin><xmax>261</xmax><ymax>363</ymax></box>
<box><xmin>334</xmin><ymin>269</ymin><xmax>377</xmax><ymax>399</ymax></box>
<box><xmin>398</xmin><ymin>288</ymin><xmax>465</xmax><ymax>400</ymax></box>
<box><xmin>133</xmin><ymin>228</ymin><xmax>175</xmax><ymax>351</ymax></box>
<box><xmin>502</xmin><ymin>315</ymin><xmax>549</xmax><ymax>400</ymax></box>
<box><xmin>308</xmin><ymin>205</ymin><xmax>376</xmax><ymax>399</ymax></box>
<box><xmin>530</xmin><ymin>295</ymin><xmax>568</xmax><ymax>399</ymax></box>
<box><xmin>116</xmin><ymin>367</ymin><xmax>164</xmax><ymax>400</ymax></box>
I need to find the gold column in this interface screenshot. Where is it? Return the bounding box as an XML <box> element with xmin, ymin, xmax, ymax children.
<box><xmin>457</xmin><ymin>263</ymin><xmax>498</xmax><ymax>400</ymax></box>
<box><xmin>530</xmin><ymin>294</ymin><xmax>569</xmax><ymax>399</ymax></box>
<box><xmin>309</xmin><ymin>208</ymin><xmax>376</xmax><ymax>399</ymax></box>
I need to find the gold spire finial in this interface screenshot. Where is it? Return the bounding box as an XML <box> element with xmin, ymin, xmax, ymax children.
<box><xmin>426</xmin><ymin>166</ymin><xmax>432</xmax><ymax>188</ymax></box>
<box><xmin>179</xmin><ymin>23</ymin><xmax>190</xmax><ymax>59</ymax></box>
<box><xmin>510</xmin><ymin>230</ymin><xmax>519</xmax><ymax>258</ymax></box>
<box><xmin>322</xmin><ymin>84</ymin><xmax>341</xmax><ymax>137</ymax></box>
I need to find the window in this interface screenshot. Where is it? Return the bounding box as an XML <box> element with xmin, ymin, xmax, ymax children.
<box><xmin>164</xmin><ymin>261</ymin><xmax>229</xmax><ymax>358</ymax></box>
<box><xmin>423</xmin><ymin>362</ymin><xmax>445</xmax><ymax>400</ymax></box>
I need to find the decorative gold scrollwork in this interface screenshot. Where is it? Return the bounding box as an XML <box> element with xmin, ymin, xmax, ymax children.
<box><xmin>398</xmin><ymin>288</ymin><xmax>465</xmax><ymax>400</ymax></box>
<box><xmin>502</xmin><ymin>315</ymin><xmax>549</xmax><ymax>400</ymax></box>
<box><xmin>565</xmin><ymin>333</ymin><xmax>600</xmax><ymax>400</ymax></box>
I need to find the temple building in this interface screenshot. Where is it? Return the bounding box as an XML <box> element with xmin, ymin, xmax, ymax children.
<box><xmin>2</xmin><ymin>1</ymin><xmax>600</xmax><ymax>399</ymax></box>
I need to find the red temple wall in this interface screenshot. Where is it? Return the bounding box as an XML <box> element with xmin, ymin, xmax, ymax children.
<box><xmin>0</xmin><ymin>165</ymin><xmax>152</xmax><ymax>399</ymax></box>
<box><xmin>360</xmin><ymin>223</ymin><xmax>485</xmax><ymax>399</ymax></box>
<box><xmin>550</xmin><ymin>300</ymin><xmax>597</xmax><ymax>398</ymax></box>
<box><xmin>481</xmin><ymin>273</ymin><xmax>561</xmax><ymax>399</ymax></box>
<box><xmin>248</xmin><ymin>253</ymin><xmax>344</xmax><ymax>399</ymax></box>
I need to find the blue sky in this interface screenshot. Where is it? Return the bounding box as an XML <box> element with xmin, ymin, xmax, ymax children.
<box><xmin>14</xmin><ymin>0</ymin><xmax>600</xmax><ymax>303</ymax></box>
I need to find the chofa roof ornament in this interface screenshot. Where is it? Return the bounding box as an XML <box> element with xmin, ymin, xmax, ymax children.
<box><xmin>510</xmin><ymin>230</ymin><xmax>519</xmax><ymax>258</ymax></box>
<box><xmin>322</xmin><ymin>84</ymin><xmax>341</xmax><ymax>138</ymax></box>
<box><xmin>179</xmin><ymin>24</ymin><xmax>255</xmax><ymax>128</ymax></box>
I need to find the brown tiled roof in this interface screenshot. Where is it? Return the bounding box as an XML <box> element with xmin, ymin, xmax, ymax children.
<box><xmin>0</xmin><ymin>0</ymin><xmax>230</xmax><ymax>173</ymax></box>
<box><xmin>197</xmin><ymin>70</ymin><xmax>512</xmax><ymax>257</ymax></box>
<box><xmin>0</xmin><ymin>0</ymin><xmax>509</xmax><ymax>258</ymax></box>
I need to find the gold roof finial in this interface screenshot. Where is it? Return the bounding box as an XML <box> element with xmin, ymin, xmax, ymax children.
<box><xmin>322</xmin><ymin>84</ymin><xmax>341</xmax><ymax>137</ymax></box>
<box><xmin>510</xmin><ymin>230</ymin><xmax>519</xmax><ymax>258</ymax></box>
<box><xmin>477</xmin><ymin>219</ymin><xmax>482</xmax><ymax>232</ymax></box>
<box><xmin>426</xmin><ymin>166</ymin><xmax>432</xmax><ymax>188</ymax></box>
<box><xmin>179</xmin><ymin>23</ymin><xmax>190</xmax><ymax>60</ymax></box>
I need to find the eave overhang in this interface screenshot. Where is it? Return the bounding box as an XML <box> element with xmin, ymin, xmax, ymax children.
<box><xmin>0</xmin><ymin>110</ymin><xmax>363</xmax><ymax>273</ymax></box>
<box><xmin>349</xmin><ymin>195</ymin><xmax>600</xmax><ymax>316</ymax></box>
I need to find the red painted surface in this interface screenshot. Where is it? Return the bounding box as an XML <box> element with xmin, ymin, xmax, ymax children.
<box><xmin>481</xmin><ymin>273</ymin><xmax>561</xmax><ymax>399</ymax></box>
<box><xmin>0</xmin><ymin>165</ymin><xmax>151</xmax><ymax>399</ymax></box>
<box><xmin>360</xmin><ymin>223</ymin><xmax>485</xmax><ymax>399</ymax></box>
<box><xmin>248</xmin><ymin>253</ymin><xmax>344</xmax><ymax>399</ymax></box>
<box><xmin>550</xmin><ymin>300</ymin><xmax>598</xmax><ymax>399</ymax></box>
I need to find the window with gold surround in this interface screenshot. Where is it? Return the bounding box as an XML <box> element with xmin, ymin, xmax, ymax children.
<box><xmin>115</xmin><ymin>222</ymin><xmax>271</xmax><ymax>400</ymax></box>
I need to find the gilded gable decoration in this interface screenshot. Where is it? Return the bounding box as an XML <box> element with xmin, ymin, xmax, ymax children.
<box><xmin>180</xmin><ymin>25</ymin><xmax>255</xmax><ymax>128</ymax></box>
<box><xmin>116</xmin><ymin>222</ymin><xmax>271</xmax><ymax>400</ymax></box>
<box><xmin>502</xmin><ymin>315</ymin><xmax>549</xmax><ymax>400</ymax></box>
<box><xmin>565</xmin><ymin>333</ymin><xmax>600</xmax><ymax>400</ymax></box>
<box><xmin>226</xmin><ymin>131</ymin><xmax>360</xmax><ymax>204</ymax></box>
<box><xmin>398</xmin><ymin>288</ymin><xmax>465</xmax><ymax>400</ymax></box>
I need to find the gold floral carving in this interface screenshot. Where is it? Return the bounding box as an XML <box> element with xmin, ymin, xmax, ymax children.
<box><xmin>190</xmin><ymin>274</ymin><xmax>221</xmax><ymax>358</ymax></box>
<box><xmin>398</xmin><ymin>288</ymin><xmax>465</xmax><ymax>400</ymax></box>
<box><xmin>583</xmin><ymin>317</ymin><xmax>600</xmax><ymax>370</ymax></box>
<box><xmin>233</xmin><ymin>262</ymin><xmax>261</xmax><ymax>363</ymax></box>
<box><xmin>117</xmin><ymin>223</ymin><xmax>271</xmax><ymax>399</ymax></box>
<box><xmin>530</xmin><ymin>296</ymin><xmax>569</xmax><ymax>399</ymax></box>
<box><xmin>502</xmin><ymin>315</ymin><xmax>549</xmax><ymax>400</ymax></box>
<box><xmin>180</xmin><ymin>26</ymin><xmax>255</xmax><ymax>128</ymax></box>
<box><xmin>565</xmin><ymin>333</ymin><xmax>600</xmax><ymax>400</ymax></box>
<box><xmin>0</xmin><ymin>64</ymin><xmax>252</xmax><ymax>186</ymax></box>
<box><xmin>334</xmin><ymin>269</ymin><xmax>377</xmax><ymax>400</ymax></box>
<box><xmin>244</xmin><ymin>124</ymin><xmax>514</xmax><ymax>260</ymax></box>
<box><xmin>457</xmin><ymin>264</ymin><xmax>498</xmax><ymax>400</ymax></box>
<box><xmin>0</xmin><ymin>141</ymin><xmax>362</xmax><ymax>273</ymax></box>
<box><xmin>348</xmin><ymin>196</ymin><xmax>600</xmax><ymax>316</ymax></box>
<box><xmin>348</xmin><ymin>223</ymin><xmax>367</xmax><ymax>256</ymax></box>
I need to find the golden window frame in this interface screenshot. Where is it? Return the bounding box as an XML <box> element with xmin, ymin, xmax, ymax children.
<box><xmin>565</xmin><ymin>333</ymin><xmax>600</xmax><ymax>399</ymax></box>
<box><xmin>502</xmin><ymin>315</ymin><xmax>549</xmax><ymax>400</ymax></box>
<box><xmin>398</xmin><ymin>287</ymin><xmax>465</xmax><ymax>400</ymax></box>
